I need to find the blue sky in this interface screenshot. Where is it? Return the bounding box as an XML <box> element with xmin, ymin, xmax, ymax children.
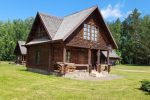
<box><xmin>0</xmin><ymin>0</ymin><xmax>150</xmax><ymax>21</ymax></box>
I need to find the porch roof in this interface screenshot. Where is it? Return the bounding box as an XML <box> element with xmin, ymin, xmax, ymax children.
<box><xmin>102</xmin><ymin>50</ymin><xmax>119</xmax><ymax>59</ymax></box>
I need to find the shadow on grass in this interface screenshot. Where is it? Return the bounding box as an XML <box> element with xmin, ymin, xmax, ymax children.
<box><xmin>136</xmin><ymin>88</ymin><xmax>150</xmax><ymax>95</ymax></box>
<box><xmin>17</xmin><ymin>68</ymin><xmax>64</xmax><ymax>77</ymax></box>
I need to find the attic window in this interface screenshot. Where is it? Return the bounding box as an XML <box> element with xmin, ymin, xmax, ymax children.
<box><xmin>91</xmin><ymin>26</ymin><xmax>98</xmax><ymax>41</ymax></box>
<box><xmin>83</xmin><ymin>24</ymin><xmax>98</xmax><ymax>41</ymax></box>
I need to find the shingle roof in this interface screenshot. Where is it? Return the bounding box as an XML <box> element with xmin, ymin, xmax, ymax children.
<box><xmin>53</xmin><ymin>6</ymin><xmax>97</xmax><ymax>40</ymax></box>
<box><xmin>102</xmin><ymin>50</ymin><xmax>119</xmax><ymax>58</ymax></box>
<box><xmin>30</xmin><ymin>6</ymin><xmax>117</xmax><ymax>48</ymax></box>
<box><xmin>39</xmin><ymin>12</ymin><xmax>63</xmax><ymax>39</ymax></box>
<box><xmin>18</xmin><ymin>41</ymin><xmax>27</xmax><ymax>55</ymax></box>
<box><xmin>38</xmin><ymin>6</ymin><xmax>97</xmax><ymax>40</ymax></box>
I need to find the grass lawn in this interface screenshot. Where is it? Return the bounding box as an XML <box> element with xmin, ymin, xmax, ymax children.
<box><xmin>0</xmin><ymin>62</ymin><xmax>150</xmax><ymax>100</ymax></box>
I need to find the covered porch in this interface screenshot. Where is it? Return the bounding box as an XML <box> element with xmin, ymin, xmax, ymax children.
<box><xmin>54</xmin><ymin>46</ymin><xmax>111</xmax><ymax>75</ymax></box>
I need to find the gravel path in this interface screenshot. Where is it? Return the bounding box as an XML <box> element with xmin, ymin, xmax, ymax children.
<box><xmin>64</xmin><ymin>70</ymin><xmax>122</xmax><ymax>81</ymax></box>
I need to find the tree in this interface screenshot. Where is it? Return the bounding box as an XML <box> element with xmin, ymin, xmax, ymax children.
<box><xmin>0</xmin><ymin>17</ymin><xmax>34</xmax><ymax>61</ymax></box>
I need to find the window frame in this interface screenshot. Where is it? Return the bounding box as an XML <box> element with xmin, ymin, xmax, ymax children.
<box><xmin>35</xmin><ymin>50</ymin><xmax>40</xmax><ymax>65</ymax></box>
<box><xmin>83</xmin><ymin>24</ymin><xmax>99</xmax><ymax>41</ymax></box>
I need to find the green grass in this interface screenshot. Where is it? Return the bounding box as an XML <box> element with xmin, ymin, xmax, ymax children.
<box><xmin>0</xmin><ymin>62</ymin><xmax>150</xmax><ymax>100</ymax></box>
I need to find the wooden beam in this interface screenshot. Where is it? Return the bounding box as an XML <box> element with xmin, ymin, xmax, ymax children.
<box><xmin>88</xmin><ymin>49</ymin><xmax>92</xmax><ymax>73</ymax></box>
<box><xmin>107</xmin><ymin>50</ymin><xmax>109</xmax><ymax>65</ymax></box>
<box><xmin>107</xmin><ymin>50</ymin><xmax>110</xmax><ymax>72</ymax></box>
<box><xmin>97</xmin><ymin>49</ymin><xmax>101</xmax><ymax>73</ymax></box>
<box><xmin>97</xmin><ymin>49</ymin><xmax>100</xmax><ymax>64</ymax></box>
<box><xmin>63</xmin><ymin>46</ymin><xmax>66</xmax><ymax>63</ymax></box>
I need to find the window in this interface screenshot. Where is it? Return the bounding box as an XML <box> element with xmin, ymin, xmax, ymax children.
<box><xmin>35</xmin><ymin>50</ymin><xmax>40</xmax><ymax>65</ymax></box>
<box><xmin>66</xmin><ymin>51</ymin><xmax>71</xmax><ymax>63</ymax></box>
<box><xmin>87</xmin><ymin>25</ymin><xmax>91</xmax><ymax>40</ymax></box>
<box><xmin>83</xmin><ymin>24</ymin><xmax>87</xmax><ymax>39</ymax></box>
<box><xmin>91</xmin><ymin>26</ymin><xmax>98</xmax><ymax>41</ymax></box>
<box><xmin>83</xmin><ymin>24</ymin><xmax>98</xmax><ymax>41</ymax></box>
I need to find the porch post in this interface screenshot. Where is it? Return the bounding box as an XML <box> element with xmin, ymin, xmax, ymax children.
<box><xmin>63</xmin><ymin>46</ymin><xmax>66</xmax><ymax>63</ymax></box>
<box><xmin>107</xmin><ymin>50</ymin><xmax>109</xmax><ymax>65</ymax></box>
<box><xmin>97</xmin><ymin>50</ymin><xmax>100</xmax><ymax>65</ymax></box>
<box><xmin>107</xmin><ymin>50</ymin><xmax>110</xmax><ymax>73</ymax></box>
<box><xmin>97</xmin><ymin>49</ymin><xmax>101</xmax><ymax>73</ymax></box>
<box><xmin>62</xmin><ymin>46</ymin><xmax>66</xmax><ymax>75</ymax></box>
<box><xmin>88</xmin><ymin>49</ymin><xmax>92</xmax><ymax>73</ymax></box>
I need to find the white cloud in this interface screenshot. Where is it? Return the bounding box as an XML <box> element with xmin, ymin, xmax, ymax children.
<box><xmin>125</xmin><ymin>11</ymin><xmax>132</xmax><ymax>17</ymax></box>
<box><xmin>101</xmin><ymin>4</ymin><xmax>122</xmax><ymax>20</ymax></box>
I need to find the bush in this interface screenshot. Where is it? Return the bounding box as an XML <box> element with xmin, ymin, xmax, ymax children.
<box><xmin>140</xmin><ymin>80</ymin><xmax>150</xmax><ymax>93</ymax></box>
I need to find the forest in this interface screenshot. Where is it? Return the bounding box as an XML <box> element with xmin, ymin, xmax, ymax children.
<box><xmin>0</xmin><ymin>9</ymin><xmax>150</xmax><ymax>65</ymax></box>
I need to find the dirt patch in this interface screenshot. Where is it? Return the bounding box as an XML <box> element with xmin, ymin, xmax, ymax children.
<box><xmin>64</xmin><ymin>70</ymin><xmax>122</xmax><ymax>81</ymax></box>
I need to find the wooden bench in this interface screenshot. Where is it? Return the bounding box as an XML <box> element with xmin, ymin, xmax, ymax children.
<box><xmin>75</xmin><ymin>64</ymin><xmax>89</xmax><ymax>70</ymax></box>
<box><xmin>56</xmin><ymin>62</ymin><xmax>76</xmax><ymax>73</ymax></box>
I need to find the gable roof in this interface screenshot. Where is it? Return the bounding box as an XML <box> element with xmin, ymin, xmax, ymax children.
<box><xmin>39</xmin><ymin>12</ymin><xmax>63</xmax><ymax>39</ymax></box>
<box><xmin>102</xmin><ymin>50</ymin><xmax>119</xmax><ymax>59</ymax></box>
<box><xmin>14</xmin><ymin>41</ymin><xmax>27</xmax><ymax>55</ymax></box>
<box><xmin>18</xmin><ymin>41</ymin><xmax>27</xmax><ymax>55</ymax></box>
<box><xmin>27</xmin><ymin>6</ymin><xmax>118</xmax><ymax>49</ymax></box>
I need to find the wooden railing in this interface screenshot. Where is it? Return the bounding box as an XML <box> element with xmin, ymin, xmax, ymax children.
<box><xmin>55</xmin><ymin>62</ymin><xmax>111</xmax><ymax>75</ymax></box>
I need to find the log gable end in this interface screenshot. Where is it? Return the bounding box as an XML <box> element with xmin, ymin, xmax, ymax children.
<box><xmin>26</xmin><ymin>14</ymin><xmax>50</xmax><ymax>43</ymax></box>
<box><xmin>65</xmin><ymin>9</ymin><xmax>110</xmax><ymax>50</ymax></box>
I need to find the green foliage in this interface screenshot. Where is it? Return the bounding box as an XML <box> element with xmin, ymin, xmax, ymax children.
<box><xmin>0</xmin><ymin>17</ymin><xmax>34</xmax><ymax>61</ymax></box>
<box><xmin>140</xmin><ymin>80</ymin><xmax>150</xmax><ymax>93</ymax></box>
<box><xmin>108</xmin><ymin>8</ymin><xmax>150</xmax><ymax>65</ymax></box>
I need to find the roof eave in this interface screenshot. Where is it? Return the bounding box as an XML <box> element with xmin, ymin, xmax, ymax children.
<box><xmin>24</xmin><ymin>39</ymin><xmax>63</xmax><ymax>47</ymax></box>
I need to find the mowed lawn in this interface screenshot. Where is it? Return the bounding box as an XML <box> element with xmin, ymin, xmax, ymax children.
<box><xmin>0</xmin><ymin>62</ymin><xmax>150</xmax><ymax>100</ymax></box>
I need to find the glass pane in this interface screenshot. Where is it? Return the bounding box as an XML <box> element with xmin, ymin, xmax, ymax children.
<box><xmin>92</xmin><ymin>33</ymin><xmax>94</xmax><ymax>37</ymax></box>
<box><xmin>92</xmin><ymin>29</ymin><xmax>94</xmax><ymax>33</ymax></box>
<box><xmin>88</xmin><ymin>28</ymin><xmax>90</xmax><ymax>32</ymax></box>
<box><xmin>95</xmin><ymin>33</ymin><xmax>97</xmax><ymax>37</ymax></box>
<box><xmin>84</xmin><ymin>24</ymin><xmax>87</xmax><ymax>28</ymax></box>
<box><xmin>88</xmin><ymin>25</ymin><xmax>90</xmax><ymax>28</ymax></box>
<box><xmin>84</xmin><ymin>31</ymin><xmax>86</xmax><ymax>35</ymax></box>
<box><xmin>84</xmin><ymin>35</ymin><xmax>87</xmax><ymax>39</ymax></box>
<box><xmin>88</xmin><ymin>32</ymin><xmax>90</xmax><ymax>36</ymax></box>
<box><xmin>84</xmin><ymin>27</ymin><xmax>86</xmax><ymax>31</ymax></box>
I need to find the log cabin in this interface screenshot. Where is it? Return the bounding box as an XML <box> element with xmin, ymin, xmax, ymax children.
<box><xmin>14</xmin><ymin>41</ymin><xmax>27</xmax><ymax>64</ymax></box>
<box><xmin>25</xmin><ymin>6</ymin><xmax>118</xmax><ymax>74</ymax></box>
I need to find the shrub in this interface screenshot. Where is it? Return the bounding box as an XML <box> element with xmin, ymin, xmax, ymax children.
<box><xmin>140</xmin><ymin>80</ymin><xmax>150</xmax><ymax>93</ymax></box>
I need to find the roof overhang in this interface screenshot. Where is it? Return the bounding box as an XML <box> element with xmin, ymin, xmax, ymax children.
<box><xmin>24</xmin><ymin>39</ymin><xmax>63</xmax><ymax>47</ymax></box>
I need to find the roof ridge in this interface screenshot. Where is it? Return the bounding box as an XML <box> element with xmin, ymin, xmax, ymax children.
<box><xmin>53</xmin><ymin>5</ymin><xmax>97</xmax><ymax>40</ymax></box>
<box><xmin>64</xmin><ymin>5</ymin><xmax>98</xmax><ymax>17</ymax></box>
<box><xmin>38</xmin><ymin>12</ymin><xmax>63</xmax><ymax>20</ymax></box>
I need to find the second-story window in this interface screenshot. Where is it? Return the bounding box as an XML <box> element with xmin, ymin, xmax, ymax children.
<box><xmin>87</xmin><ymin>24</ymin><xmax>91</xmax><ymax>40</ymax></box>
<box><xmin>91</xmin><ymin>26</ymin><xmax>98</xmax><ymax>41</ymax></box>
<box><xmin>83</xmin><ymin>24</ymin><xmax>98</xmax><ymax>41</ymax></box>
<box><xmin>83</xmin><ymin>24</ymin><xmax>87</xmax><ymax>39</ymax></box>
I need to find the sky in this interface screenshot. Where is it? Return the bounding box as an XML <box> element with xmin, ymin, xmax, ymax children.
<box><xmin>0</xmin><ymin>0</ymin><xmax>150</xmax><ymax>22</ymax></box>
